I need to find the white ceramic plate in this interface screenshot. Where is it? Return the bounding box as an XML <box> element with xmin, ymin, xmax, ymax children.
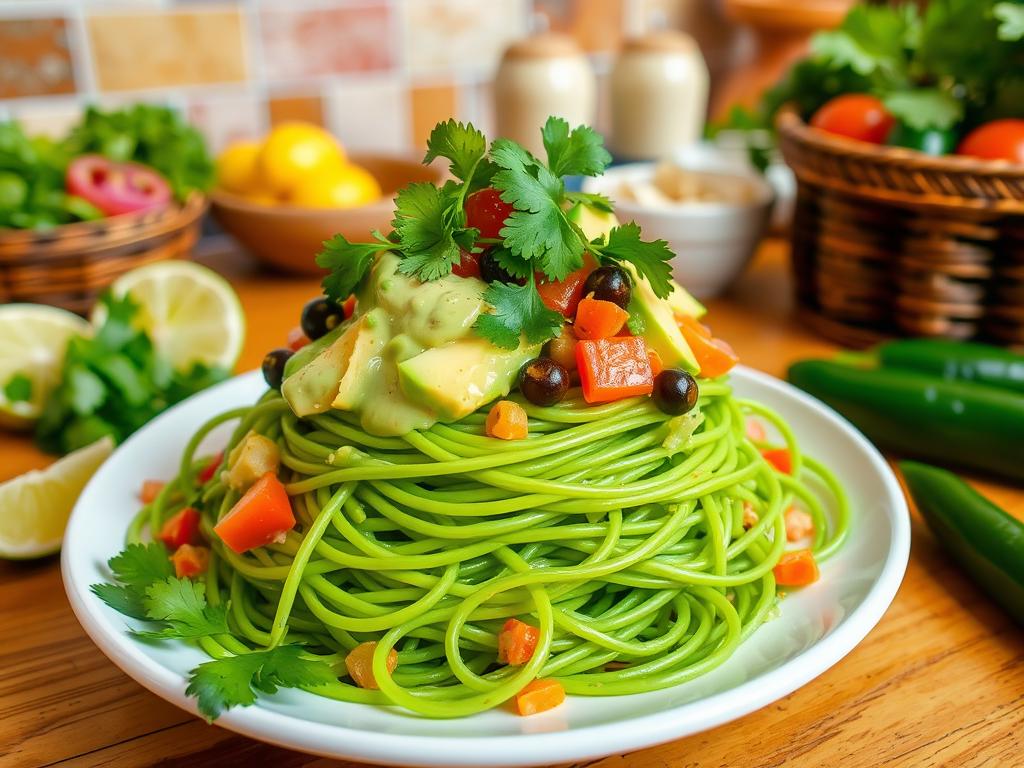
<box><xmin>63</xmin><ymin>367</ymin><xmax>910</xmax><ymax>767</ymax></box>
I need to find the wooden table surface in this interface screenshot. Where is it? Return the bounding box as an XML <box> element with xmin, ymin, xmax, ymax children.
<box><xmin>3</xmin><ymin>240</ymin><xmax>1022</xmax><ymax>768</ymax></box>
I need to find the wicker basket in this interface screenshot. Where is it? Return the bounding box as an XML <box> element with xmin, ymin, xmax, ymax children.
<box><xmin>776</xmin><ymin>108</ymin><xmax>1024</xmax><ymax>348</ymax></box>
<box><xmin>0</xmin><ymin>193</ymin><xmax>208</xmax><ymax>314</ymax></box>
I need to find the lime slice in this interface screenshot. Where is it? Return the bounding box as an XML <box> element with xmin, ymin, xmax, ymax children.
<box><xmin>97</xmin><ymin>261</ymin><xmax>245</xmax><ymax>372</ymax></box>
<box><xmin>0</xmin><ymin>304</ymin><xmax>90</xmax><ymax>428</ymax></box>
<box><xmin>0</xmin><ymin>436</ymin><xmax>114</xmax><ymax>559</ymax></box>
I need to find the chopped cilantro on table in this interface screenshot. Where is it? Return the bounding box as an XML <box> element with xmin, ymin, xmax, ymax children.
<box><xmin>92</xmin><ymin>542</ymin><xmax>337</xmax><ymax>721</ymax></box>
<box><xmin>317</xmin><ymin>116</ymin><xmax>676</xmax><ymax>350</ymax></box>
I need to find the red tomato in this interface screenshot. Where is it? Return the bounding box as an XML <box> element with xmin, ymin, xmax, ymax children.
<box><xmin>451</xmin><ymin>248</ymin><xmax>482</xmax><ymax>279</ymax></box>
<box><xmin>213</xmin><ymin>472</ymin><xmax>295</xmax><ymax>554</ymax></box>
<box><xmin>286</xmin><ymin>326</ymin><xmax>311</xmax><ymax>351</ymax></box>
<box><xmin>957</xmin><ymin>119</ymin><xmax>1024</xmax><ymax>163</ymax></box>
<box><xmin>464</xmin><ymin>188</ymin><xmax>514</xmax><ymax>241</ymax></box>
<box><xmin>342</xmin><ymin>295</ymin><xmax>357</xmax><ymax>318</ymax></box>
<box><xmin>158</xmin><ymin>507</ymin><xmax>203</xmax><ymax>549</ymax></box>
<box><xmin>535</xmin><ymin>253</ymin><xmax>597</xmax><ymax>317</ymax></box>
<box><xmin>810</xmin><ymin>95</ymin><xmax>895</xmax><ymax>144</ymax></box>
<box><xmin>66</xmin><ymin>155</ymin><xmax>172</xmax><ymax>216</ymax></box>
<box><xmin>139</xmin><ymin>479</ymin><xmax>166</xmax><ymax>505</ymax></box>
<box><xmin>172</xmin><ymin>544</ymin><xmax>210</xmax><ymax>579</ymax></box>
<box><xmin>761</xmin><ymin>448</ymin><xmax>793</xmax><ymax>475</ymax></box>
<box><xmin>198</xmin><ymin>452</ymin><xmax>223</xmax><ymax>484</ymax></box>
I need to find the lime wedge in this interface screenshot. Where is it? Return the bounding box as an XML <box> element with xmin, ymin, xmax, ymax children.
<box><xmin>97</xmin><ymin>260</ymin><xmax>245</xmax><ymax>372</ymax></box>
<box><xmin>0</xmin><ymin>304</ymin><xmax>90</xmax><ymax>428</ymax></box>
<box><xmin>0</xmin><ymin>436</ymin><xmax>114</xmax><ymax>559</ymax></box>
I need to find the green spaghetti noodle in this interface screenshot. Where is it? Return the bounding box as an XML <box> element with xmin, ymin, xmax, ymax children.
<box><xmin>126</xmin><ymin>378</ymin><xmax>850</xmax><ymax>718</ymax></box>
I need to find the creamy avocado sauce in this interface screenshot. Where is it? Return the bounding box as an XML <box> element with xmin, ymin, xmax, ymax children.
<box><xmin>283</xmin><ymin>252</ymin><xmax>535</xmax><ymax>436</ymax></box>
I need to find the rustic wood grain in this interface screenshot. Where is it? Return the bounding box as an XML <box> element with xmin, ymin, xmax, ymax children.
<box><xmin>2</xmin><ymin>240</ymin><xmax>1022</xmax><ymax>768</ymax></box>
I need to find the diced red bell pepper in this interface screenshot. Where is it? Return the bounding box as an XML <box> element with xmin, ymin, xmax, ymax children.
<box><xmin>158</xmin><ymin>507</ymin><xmax>203</xmax><ymax>549</ymax></box>
<box><xmin>536</xmin><ymin>253</ymin><xmax>597</xmax><ymax>317</ymax></box>
<box><xmin>140</xmin><ymin>480</ymin><xmax>166</xmax><ymax>505</ymax></box>
<box><xmin>213</xmin><ymin>472</ymin><xmax>295</xmax><ymax>554</ymax></box>
<box><xmin>761</xmin><ymin>448</ymin><xmax>792</xmax><ymax>475</ymax></box>
<box><xmin>497</xmin><ymin>618</ymin><xmax>540</xmax><ymax>665</ymax></box>
<box><xmin>198</xmin><ymin>452</ymin><xmax>223</xmax><ymax>484</ymax></box>
<box><xmin>678</xmin><ymin>315</ymin><xmax>739</xmax><ymax>379</ymax></box>
<box><xmin>287</xmin><ymin>326</ymin><xmax>311</xmax><ymax>351</ymax></box>
<box><xmin>171</xmin><ymin>544</ymin><xmax>210</xmax><ymax>579</ymax></box>
<box><xmin>773</xmin><ymin>549</ymin><xmax>819</xmax><ymax>586</ymax></box>
<box><xmin>573</xmin><ymin>297</ymin><xmax>629</xmax><ymax>340</ymax></box>
<box><xmin>575</xmin><ymin>336</ymin><xmax>654</xmax><ymax>404</ymax></box>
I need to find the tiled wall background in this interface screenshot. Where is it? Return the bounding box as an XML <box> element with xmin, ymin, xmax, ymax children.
<box><xmin>0</xmin><ymin>0</ymin><xmax>747</xmax><ymax>154</ymax></box>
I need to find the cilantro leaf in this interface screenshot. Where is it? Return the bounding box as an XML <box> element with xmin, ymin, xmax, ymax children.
<box><xmin>423</xmin><ymin>119</ymin><xmax>488</xmax><ymax>182</ymax></box>
<box><xmin>601</xmin><ymin>224</ymin><xmax>674</xmax><ymax>299</ymax></box>
<box><xmin>811</xmin><ymin>4</ymin><xmax>918</xmax><ymax>79</ymax></box>
<box><xmin>392</xmin><ymin>182</ymin><xmax>467</xmax><ymax>281</ymax></box>
<box><xmin>475</xmin><ymin>277</ymin><xmax>564</xmax><ymax>350</ymax></box>
<box><xmin>491</xmin><ymin>247</ymin><xmax>533</xmax><ymax>280</ymax></box>
<box><xmin>91</xmin><ymin>583</ymin><xmax>150</xmax><ymax>620</ymax></box>
<box><xmin>186</xmin><ymin>646</ymin><xmax>336</xmax><ymax>721</ymax></box>
<box><xmin>565</xmin><ymin>191</ymin><xmax>614</xmax><ymax>213</ymax></box>
<box><xmin>883</xmin><ymin>89</ymin><xmax>963</xmax><ymax>131</ymax></box>
<box><xmin>317</xmin><ymin>233</ymin><xmax>388</xmax><ymax>303</ymax></box>
<box><xmin>3</xmin><ymin>373</ymin><xmax>32</xmax><ymax>403</ymax></box>
<box><xmin>490</xmin><ymin>138</ymin><xmax>584</xmax><ymax>280</ymax></box>
<box><xmin>541</xmin><ymin>117</ymin><xmax>611</xmax><ymax>178</ymax></box>
<box><xmin>90</xmin><ymin>543</ymin><xmax>174</xmax><ymax>620</ymax></box>
<box><xmin>134</xmin><ymin>577</ymin><xmax>230</xmax><ymax>640</ymax></box>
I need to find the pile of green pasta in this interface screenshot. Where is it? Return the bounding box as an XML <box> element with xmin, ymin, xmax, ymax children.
<box><xmin>128</xmin><ymin>380</ymin><xmax>850</xmax><ymax>717</ymax></box>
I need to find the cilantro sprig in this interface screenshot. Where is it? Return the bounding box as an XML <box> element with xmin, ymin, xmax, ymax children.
<box><xmin>318</xmin><ymin>116</ymin><xmax>677</xmax><ymax>350</ymax></box>
<box><xmin>92</xmin><ymin>542</ymin><xmax>337</xmax><ymax>720</ymax></box>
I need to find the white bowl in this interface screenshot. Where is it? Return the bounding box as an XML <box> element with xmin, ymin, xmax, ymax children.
<box><xmin>583</xmin><ymin>160</ymin><xmax>774</xmax><ymax>298</ymax></box>
<box><xmin>62</xmin><ymin>367</ymin><xmax>909</xmax><ymax>767</ymax></box>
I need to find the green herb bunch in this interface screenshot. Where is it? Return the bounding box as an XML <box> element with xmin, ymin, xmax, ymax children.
<box><xmin>316</xmin><ymin>117</ymin><xmax>676</xmax><ymax>350</ymax></box>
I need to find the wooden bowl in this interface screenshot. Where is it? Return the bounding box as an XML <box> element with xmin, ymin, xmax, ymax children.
<box><xmin>0</xmin><ymin>193</ymin><xmax>207</xmax><ymax>314</ymax></box>
<box><xmin>210</xmin><ymin>154</ymin><xmax>445</xmax><ymax>276</ymax></box>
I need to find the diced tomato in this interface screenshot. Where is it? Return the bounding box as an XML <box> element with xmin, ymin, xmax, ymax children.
<box><xmin>451</xmin><ymin>248</ymin><xmax>482</xmax><ymax>279</ymax></box>
<box><xmin>785</xmin><ymin>507</ymin><xmax>814</xmax><ymax>542</ymax></box>
<box><xmin>158</xmin><ymin>507</ymin><xmax>203</xmax><ymax>549</ymax></box>
<box><xmin>575</xmin><ymin>336</ymin><xmax>654</xmax><ymax>404</ymax></box>
<box><xmin>515</xmin><ymin>679</ymin><xmax>565</xmax><ymax>716</ymax></box>
<box><xmin>342</xmin><ymin>295</ymin><xmax>357</xmax><ymax>319</ymax></box>
<box><xmin>647</xmin><ymin>348</ymin><xmax>664</xmax><ymax>376</ymax></box>
<box><xmin>287</xmin><ymin>326</ymin><xmax>311</xmax><ymax>351</ymax></box>
<box><xmin>140</xmin><ymin>479</ymin><xmax>166</xmax><ymax>505</ymax></box>
<box><xmin>213</xmin><ymin>472</ymin><xmax>295</xmax><ymax>554</ymax></box>
<box><xmin>678</xmin><ymin>315</ymin><xmax>739</xmax><ymax>378</ymax></box>
<box><xmin>171</xmin><ymin>544</ymin><xmax>210</xmax><ymax>579</ymax></box>
<box><xmin>761</xmin><ymin>448</ymin><xmax>792</xmax><ymax>475</ymax></box>
<box><xmin>66</xmin><ymin>155</ymin><xmax>172</xmax><ymax>216</ymax></box>
<box><xmin>497</xmin><ymin>618</ymin><xmax>540</xmax><ymax>665</ymax></box>
<box><xmin>773</xmin><ymin>549</ymin><xmax>819</xmax><ymax>586</ymax></box>
<box><xmin>465</xmin><ymin>188</ymin><xmax>515</xmax><ymax>241</ymax></box>
<box><xmin>536</xmin><ymin>253</ymin><xmax>597</xmax><ymax>317</ymax></box>
<box><xmin>198</xmin><ymin>452</ymin><xmax>223</xmax><ymax>484</ymax></box>
<box><xmin>486</xmin><ymin>400</ymin><xmax>529</xmax><ymax>440</ymax></box>
<box><xmin>345</xmin><ymin>641</ymin><xmax>398</xmax><ymax>690</ymax></box>
<box><xmin>573</xmin><ymin>297</ymin><xmax>629</xmax><ymax>340</ymax></box>
<box><xmin>745</xmin><ymin>418</ymin><xmax>766</xmax><ymax>442</ymax></box>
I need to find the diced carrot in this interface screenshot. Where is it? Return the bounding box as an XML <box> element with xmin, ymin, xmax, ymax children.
<box><xmin>573</xmin><ymin>297</ymin><xmax>629</xmax><ymax>340</ymax></box>
<box><xmin>213</xmin><ymin>472</ymin><xmax>295</xmax><ymax>554</ymax></box>
<box><xmin>486</xmin><ymin>400</ymin><xmax>529</xmax><ymax>440</ymax></box>
<box><xmin>287</xmin><ymin>326</ymin><xmax>311</xmax><ymax>351</ymax></box>
<box><xmin>785</xmin><ymin>507</ymin><xmax>815</xmax><ymax>542</ymax></box>
<box><xmin>575</xmin><ymin>337</ymin><xmax>654</xmax><ymax>404</ymax></box>
<box><xmin>536</xmin><ymin>253</ymin><xmax>597</xmax><ymax>317</ymax></box>
<box><xmin>140</xmin><ymin>480</ymin><xmax>166</xmax><ymax>505</ymax></box>
<box><xmin>515</xmin><ymin>679</ymin><xmax>565</xmax><ymax>716</ymax></box>
<box><xmin>677</xmin><ymin>315</ymin><xmax>739</xmax><ymax>378</ymax></box>
<box><xmin>198</xmin><ymin>452</ymin><xmax>223</xmax><ymax>484</ymax></box>
<box><xmin>158</xmin><ymin>507</ymin><xmax>203</xmax><ymax>549</ymax></box>
<box><xmin>745</xmin><ymin>419</ymin><xmax>766</xmax><ymax>442</ymax></box>
<box><xmin>647</xmin><ymin>348</ymin><xmax>664</xmax><ymax>377</ymax></box>
<box><xmin>546</xmin><ymin>325</ymin><xmax>577</xmax><ymax>372</ymax></box>
<box><xmin>773</xmin><ymin>549</ymin><xmax>819</xmax><ymax>587</ymax></box>
<box><xmin>171</xmin><ymin>544</ymin><xmax>210</xmax><ymax>579</ymax></box>
<box><xmin>497</xmin><ymin>618</ymin><xmax>540</xmax><ymax>665</ymax></box>
<box><xmin>342</xmin><ymin>295</ymin><xmax>357</xmax><ymax>319</ymax></box>
<box><xmin>742</xmin><ymin>501</ymin><xmax>759</xmax><ymax>530</ymax></box>
<box><xmin>761</xmin><ymin>448</ymin><xmax>793</xmax><ymax>475</ymax></box>
<box><xmin>345</xmin><ymin>641</ymin><xmax>398</xmax><ymax>690</ymax></box>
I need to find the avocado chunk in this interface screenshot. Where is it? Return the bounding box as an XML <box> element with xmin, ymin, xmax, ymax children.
<box><xmin>282</xmin><ymin>308</ymin><xmax>388</xmax><ymax>417</ymax></box>
<box><xmin>398</xmin><ymin>339</ymin><xmax>539</xmax><ymax>422</ymax></box>
<box><xmin>623</xmin><ymin>264</ymin><xmax>699</xmax><ymax>374</ymax></box>
<box><xmin>666</xmin><ymin>278</ymin><xmax>707</xmax><ymax>319</ymax></box>
<box><xmin>567</xmin><ymin>201</ymin><xmax>618</xmax><ymax>242</ymax></box>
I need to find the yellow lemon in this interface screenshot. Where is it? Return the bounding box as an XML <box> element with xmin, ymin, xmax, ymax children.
<box><xmin>289</xmin><ymin>163</ymin><xmax>382</xmax><ymax>209</ymax></box>
<box><xmin>216</xmin><ymin>140</ymin><xmax>263</xmax><ymax>194</ymax></box>
<box><xmin>258</xmin><ymin>122</ymin><xmax>346</xmax><ymax>196</ymax></box>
